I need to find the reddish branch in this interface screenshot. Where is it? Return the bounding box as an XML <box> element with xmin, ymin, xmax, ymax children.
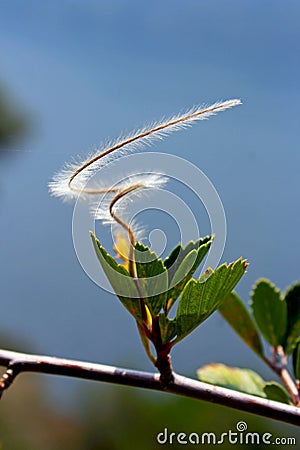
<box><xmin>0</xmin><ymin>349</ymin><xmax>299</xmax><ymax>426</ymax></box>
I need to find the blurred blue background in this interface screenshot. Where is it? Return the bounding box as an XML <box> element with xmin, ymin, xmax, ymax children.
<box><xmin>0</xmin><ymin>0</ymin><xmax>299</xmax><ymax>418</ymax></box>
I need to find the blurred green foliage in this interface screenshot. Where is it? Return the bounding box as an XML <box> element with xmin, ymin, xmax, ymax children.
<box><xmin>0</xmin><ymin>371</ymin><xmax>299</xmax><ymax>449</ymax></box>
<box><xmin>0</xmin><ymin>83</ymin><xmax>27</xmax><ymax>152</ymax></box>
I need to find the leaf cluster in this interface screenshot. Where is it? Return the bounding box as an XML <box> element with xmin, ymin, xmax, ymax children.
<box><xmin>91</xmin><ymin>232</ymin><xmax>246</xmax><ymax>350</ymax></box>
<box><xmin>197</xmin><ymin>280</ymin><xmax>300</xmax><ymax>404</ymax></box>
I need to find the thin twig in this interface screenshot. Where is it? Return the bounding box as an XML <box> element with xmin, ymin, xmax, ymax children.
<box><xmin>262</xmin><ymin>347</ymin><xmax>300</xmax><ymax>406</ymax></box>
<box><xmin>0</xmin><ymin>349</ymin><xmax>299</xmax><ymax>426</ymax></box>
<box><xmin>109</xmin><ymin>182</ymin><xmax>143</xmax><ymax>277</ymax></box>
<box><xmin>279</xmin><ymin>367</ymin><xmax>300</xmax><ymax>406</ymax></box>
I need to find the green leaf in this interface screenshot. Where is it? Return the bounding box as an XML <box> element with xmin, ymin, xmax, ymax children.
<box><xmin>164</xmin><ymin>236</ymin><xmax>212</xmax><ymax>273</ymax></box>
<box><xmin>159</xmin><ymin>314</ymin><xmax>177</xmax><ymax>344</ymax></box>
<box><xmin>176</xmin><ymin>259</ymin><xmax>247</xmax><ymax>341</ymax></box>
<box><xmin>263</xmin><ymin>382</ymin><xmax>291</xmax><ymax>404</ymax></box>
<box><xmin>136</xmin><ymin>321</ymin><xmax>155</xmax><ymax>364</ymax></box>
<box><xmin>283</xmin><ymin>283</ymin><xmax>300</xmax><ymax>354</ymax></box>
<box><xmin>163</xmin><ymin>243</ymin><xmax>181</xmax><ymax>270</ymax></box>
<box><xmin>218</xmin><ymin>292</ymin><xmax>264</xmax><ymax>358</ymax></box>
<box><xmin>197</xmin><ymin>364</ymin><xmax>266</xmax><ymax>397</ymax></box>
<box><xmin>171</xmin><ymin>250</ymin><xmax>197</xmax><ymax>286</ymax></box>
<box><xmin>164</xmin><ymin>237</ymin><xmax>213</xmax><ymax>313</ymax></box>
<box><xmin>292</xmin><ymin>340</ymin><xmax>300</xmax><ymax>381</ymax></box>
<box><xmin>134</xmin><ymin>242</ymin><xmax>168</xmax><ymax>316</ymax></box>
<box><xmin>90</xmin><ymin>232</ymin><xmax>142</xmax><ymax>322</ymax></box>
<box><xmin>250</xmin><ymin>279</ymin><xmax>287</xmax><ymax>347</ymax></box>
<box><xmin>197</xmin><ymin>364</ymin><xmax>291</xmax><ymax>404</ymax></box>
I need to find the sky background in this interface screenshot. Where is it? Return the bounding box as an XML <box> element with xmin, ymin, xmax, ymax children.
<box><xmin>0</xmin><ymin>0</ymin><xmax>299</xmax><ymax>408</ymax></box>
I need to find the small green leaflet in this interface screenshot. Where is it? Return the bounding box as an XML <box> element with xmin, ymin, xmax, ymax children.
<box><xmin>197</xmin><ymin>364</ymin><xmax>290</xmax><ymax>403</ymax></box>
<box><xmin>164</xmin><ymin>237</ymin><xmax>213</xmax><ymax>313</ymax></box>
<box><xmin>90</xmin><ymin>232</ymin><xmax>142</xmax><ymax>322</ymax></box>
<box><xmin>134</xmin><ymin>242</ymin><xmax>168</xmax><ymax>316</ymax></box>
<box><xmin>251</xmin><ymin>279</ymin><xmax>287</xmax><ymax>347</ymax></box>
<box><xmin>197</xmin><ymin>364</ymin><xmax>266</xmax><ymax>396</ymax></box>
<box><xmin>176</xmin><ymin>259</ymin><xmax>247</xmax><ymax>341</ymax></box>
<box><xmin>219</xmin><ymin>291</ymin><xmax>264</xmax><ymax>358</ymax></box>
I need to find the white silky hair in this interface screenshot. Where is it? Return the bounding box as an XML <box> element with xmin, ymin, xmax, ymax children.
<box><xmin>91</xmin><ymin>173</ymin><xmax>168</xmax><ymax>224</ymax></box>
<box><xmin>48</xmin><ymin>99</ymin><xmax>241</xmax><ymax>202</ymax></box>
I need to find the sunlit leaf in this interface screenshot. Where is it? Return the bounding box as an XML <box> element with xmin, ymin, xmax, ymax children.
<box><xmin>136</xmin><ymin>321</ymin><xmax>155</xmax><ymax>364</ymax></box>
<box><xmin>197</xmin><ymin>364</ymin><xmax>265</xmax><ymax>396</ymax></box>
<box><xmin>250</xmin><ymin>279</ymin><xmax>287</xmax><ymax>347</ymax></box>
<box><xmin>113</xmin><ymin>233</ymin><xmax>131</xmax><ymax>272</ymax></box>
<box><xmin>159</xmin><ymin>314</ymin><xmax>177</xmax><ymax>344</ymax></box>
<box><xmin>164</xmin><ymin>237</ymin><xmax>213</xmax><ymax>313</ymax></box>
<box><xmin>164</xmin><ymin>236</ymin><xmax>212</xmax><ymax>274</ymax></box>
<box><xmin>134</xmin><ymin>242</ymin><xmax>168</xmax><ymax>316</ymax></box>
<box><xmin>90</xmin><ymin>232</ymin><xmax>142</xmax><ymax>322</ymax></box>
<box><xmin>176</xmin><ymin>259</ymin><xmax>247</xmax><ymax>341</ymax></box>
<box><xmin>218</xmin><ymin>291</ymin><xmax>264</xmax><ymax>357</ymax></box>
<box><xmin>197</xmin><ymin>364</ymin><xmax>291</xmax><ymax>404</ymax></box>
